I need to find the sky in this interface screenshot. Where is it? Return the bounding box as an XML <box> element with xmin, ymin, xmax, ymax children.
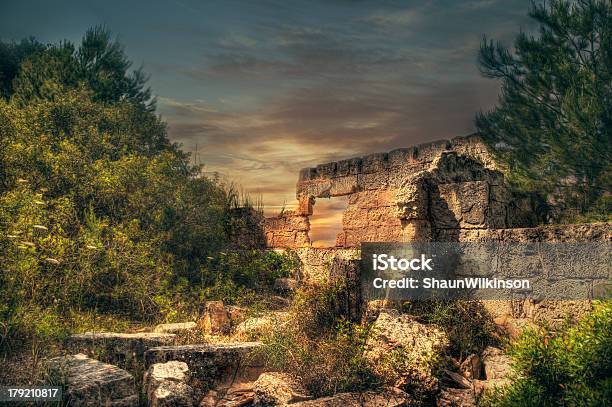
<box><xmin>1</xmin><ymin>0</ymin><xmax>534</xmax><ymax>245</ymax></box>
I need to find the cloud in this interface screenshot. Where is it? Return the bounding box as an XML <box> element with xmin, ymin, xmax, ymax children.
<box><xmin>154</xmin><ymin>0</ymin><xmax>531</xmax><ymax>225</ymax></box>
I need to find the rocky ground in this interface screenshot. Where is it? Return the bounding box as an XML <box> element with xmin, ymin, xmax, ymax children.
<box><xmin>25</xmin><ymin>277</ymin><xmax>517</xmax><ymax>407</ymax></box>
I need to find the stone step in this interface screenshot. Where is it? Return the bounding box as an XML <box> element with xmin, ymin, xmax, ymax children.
<box><xmin>47</xmin><ymin>353</ymin><xmax>138</xmax><ymax>406</ymax></box>
<box><xmin>153</xmin><ymin>321</ymin><xmax>197</xmax><ymax>334</ymax></box>
<box><xmin>144</xmin><ymin>342</ymin><xmax>264</xmax><ymax>388</ymax></box>
<box><xmin>64</xmin><ymin>332</ymin><xmax>176</xmax><ymax>362</ymax></box>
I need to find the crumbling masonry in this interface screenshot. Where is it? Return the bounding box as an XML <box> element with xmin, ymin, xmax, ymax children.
<box><xmin>263</xmin><ymin>134</ymin><xmax>611</xmax><ymax>323</ymax></box>
<box><xmin>264</xmin><ymin>134</ymin><xmax>546</xmax><ymax>250</ymax></box>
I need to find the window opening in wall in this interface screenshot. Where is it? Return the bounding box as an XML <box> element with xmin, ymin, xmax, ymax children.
<box><xmin>309</xmin><ymin>196</ymin><xmax>349</xmax><ymax>248</ymax></box>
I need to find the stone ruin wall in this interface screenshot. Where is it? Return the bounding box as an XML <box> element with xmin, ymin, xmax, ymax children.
<box><xmin>263</xmin><ymin>135</ymin><xmax>611</xmax><ymax>314</ymax></box>
<box><xmin>264</xmin><ymin>134</ymin><xmax>545</xmax><ymax>253</ymax></box>
<box><xmin>262</xmin><ymin>135</ymin><xmax>611</xmax><ymax>330</ymax></box>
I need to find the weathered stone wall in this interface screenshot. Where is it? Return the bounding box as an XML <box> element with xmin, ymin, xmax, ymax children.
<box><xmin>264</xmin><ymin>134</ymin><xmax>544</xmax><ymax>249</ymax></box>
<box><xmin>264</xmin><ymin>210</ymin><xmax>311</xmax><ymax>248</ymax></box>
<box><xmin>261</xmin><ymin>134</ymin><xmax>610</xmax><ymax>330</ymax></box>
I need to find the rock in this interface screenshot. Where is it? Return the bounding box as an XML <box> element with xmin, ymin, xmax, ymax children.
<box><xmin>253</xmin><ymin>372</ymin><xmax>310</xmax><ymax>405</ymax></box>
<box><xmin>64</xmin><ymin>332</ymin><xmax>176</xmax><ymax>362</ymax></box>
<box><xmin>437</xmin><ymin>388</ymin><xmax>476</xmax><ymax>407</ymax></box>
<box><xmin>145</xmin><ymin>342</ymin><xmax>264</xmax><ymax>388</ymax></box>
<box><xmin>144</xmin><ymin>360</ymin><xmax>194</xmax><ymax>407</ymax></box>
<box><xmin>291</xmin><ymin>387</ymin><xmax>410</xmax><ymax>407</ymax></box>
<box><xmin>460</xmin><ymin>354</ymin><xmax>481</xmax><ymax>380</ymax></box>
<box><xmin>232</xmin><ymin>312</ymin><xmax>288</xmax><ymax>341</ymax></box>
<box><xmin>365</xmin><ymin>310</ymin><xmax>448</xmax><ymax>395</ymax></box>
<box><xmin>199</xmin><ymin>390</ymin><xmax>218</xmax><ymax>407</ymax></box>
<box><xmin>443</xmin><ymin>369</ymin><xmax>472</xmax><ymax>389</ymax></box>
<box><xmin>47</xmin><ymin>353</ymin><xmax>138</xmax><ymax>406</ymax></box>
<box><xmin>153</xmin><ymin>322</ymin><xmax>197</xmax><ymax>334</ymax></box>
<box><xmin>149</xmin><ymin>381</ymin><xmax>195</xmax><ymax>407</ymax></box>
<box><xmin>201</xmin><ymin>301</ymin><xmax>231</xmax><ymax>335</ymax></box>
<box><xmin>208</xmin><ymin>383</ymin><xmax>255</xmax><ymax>407</ymax></box>
<box><xmin>481</xmin><ymin>347</ymin><xmax>512</xmax><ymax>380</ymax></box>
<box><xmin>274</xmin><ymin>277</ymin><xmax>299</xmax><ymax>292</ymax></box>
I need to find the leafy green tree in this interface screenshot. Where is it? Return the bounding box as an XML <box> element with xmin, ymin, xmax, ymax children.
<box><xmin>4</xmin><ymin>26</ymin><xmax>154</xmax><ymax>111</ymax></box>
<box><xmin>476</xmin><ymin>0</ymin><xmax>611</xmax><ymax>221</ymax></box>
<box><xmin>0</xmin><ymin>37</ymin><xmax>45</xmax><ymax>98</ymax></box>
<box><xmin>0</xmin><ymin>28</ymin><xmax>282</xmax><ymax>352</ymax></box>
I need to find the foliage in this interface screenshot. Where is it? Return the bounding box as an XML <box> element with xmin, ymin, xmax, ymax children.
<box><xmin>402</xmin><ymin>300</ymin><xmax>498</xmax><ymax>358</ymax></box>
<box><xmin>0</xmin><ymin>28</ymin><xmax>288</xmax><ymax>354</ymax></box>
<box><xmin>476</xmin><ymin>0</ymin><xmax>612</xmax><ymax>221</ymax></box>
<box><xmin>481</xmin><ymin>301</ymin><xmax>612</xmax><ymax>407</ymax></box>
<box><xmin>259</xmin><ymin>282</ymin><xmax>379</xmax><ymax>397</ymax></box>
<box><xmin>197</xmin><ymin>249</ymin><xmax>300</xmax><ymax>306</ymax></box>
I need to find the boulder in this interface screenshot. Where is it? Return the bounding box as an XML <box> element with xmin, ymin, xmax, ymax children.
<box><xmin>153</xmin><ymin>322</ymin><xmax>198</xmax><ymax>334</ymax></box>
<box><xmin>47</xmin><ymin>353</ymin><xmax>138</xmax><ymax>406</ymax></box>
<box><xmin>481</xmin><ymin>347</ymin><xmax>512</xmax><ymax>380</ymax></box>
<box><xmin>253</xmin><ymin>372</ymin><xmax>310</xmax><ymax>405</ymax></box>
<box><xmin>201</xmin><ymin>301</ymin><xmax>231</xmax><ymax>335</ymax></box>
<box><xmin>232</xmin><ymin>312</ymin><xmax>288</xmax><ymax>341</ymax></box>
<box><xmin>291</xmin><ymin>387</ymin><xmax>410</xmax><ymax>407</ymax></box>
<box><xmin>145</xmin><ymin>342</ymin><xmax>264</xmax><ymax>388</ymax></box>
<box><xmin>64</xmin><ymin>332</ymin><xmax>176</xmax><ymax>362</ymax></box>
<box><xmin>365</xmin><ymin>310</ymin><xmax>448</xmax><ymax>395</ymax></box>
<box><xmin>144</xmin><ymin>361</ymin><xmax>194</xmax><ymax>407</ymax></box>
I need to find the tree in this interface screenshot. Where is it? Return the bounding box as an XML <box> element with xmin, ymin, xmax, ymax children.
<box><xmin>476</xmin><ymin>0</ymin><xmax>611</xmax><ymax>221</ymax></box>
<box><xmin>0</xmin><ymin>28</ymin><xmax>280</xmax><ymax>352</ymax></box>
<box><xmin>2</xmin><ymin>26</ymin><xmax>154</xmax><ymax>111</ymax></box>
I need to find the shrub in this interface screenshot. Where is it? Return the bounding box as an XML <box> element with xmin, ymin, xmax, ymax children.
<box><xmin>402</xmin><ymin>300</ymin><xmax>498</xmax><ymax>358</ymax></box>
<box><xmin>259</xmin><ymin>282</ymin><xmax>379</xmax><ymax>397</ymax></box>
<box><xmin>481</xmin><ymin>301</ymin><xmax>612</xmax><ymax>407</ymax></box>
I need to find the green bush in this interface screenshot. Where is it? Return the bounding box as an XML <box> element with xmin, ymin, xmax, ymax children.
<box><xmin>0</xmin><ymin>28</ymin><xmax>293</xmax><ymax>354</ymax></box>
<box><xmin>198</xmin><ymin>249</ymin><xmax>300</xmax><ymax>305</ymax></box>
<box><xmin>482</xmin><ymin>301</ymin><xmax>612</xmax><ymax>407</ymax></box>
<box><xmin>402</xmin><ymin>300</ymin><xmax>498</xmax><ymax>358</ymax></box>
<box><xmin>259</xmin><ymin>282</ymin><xmax>379</xmax><ymax>397</ymax></box>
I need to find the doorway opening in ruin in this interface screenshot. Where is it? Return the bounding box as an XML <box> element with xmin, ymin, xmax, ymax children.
<box><xmin>308</xmin><ymin>196</ymin><xmax>349</xmax><ymax>248</ymax></box>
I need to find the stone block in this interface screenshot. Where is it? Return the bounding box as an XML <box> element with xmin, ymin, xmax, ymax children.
<box><xmin>365</xmin><ymin>310</ymin><xmax>448</xmax><ymax>395</ymax></box>
<box><xmin>357</xmin><ymin>171</ymin><xmax>389</xmax><ymax>191</ymax></box>
<box><xmin>64</xmin><ymin>333</ymin><xmax>176</xmax><ymax>361</ymax></box>
<box><xmin>143</xmin><ymin>361</ymin><xmax>194</xmax><ymax>407</ymax></box>
<box><xmin>361</xmin><ymin>152</ymin><xmax>388</xmax><ymax>174</ymax></box>
<box><xmin>315</xmin><ymin>162</ymin><xmax>337</xmax><ymax>178</ymax></box>
<box><xmin>153</xmin><ymin>322</ymin><xmax>197</xmax><ymax>335</ymax></box>
<box><xmin>348</xmin><ymin>189</ymin><xmax>397</xmax><ymax>209</ymax></box>
<box><xmin>387</xmin><ymin>148</ymin><xmax>413</xmax><ymax>167</ymax></box>
<box><xmin>297</xmin><ymin>195</ymin><xmax>315</xmax><ymax>216</ymax></box>
<box><xmin>298</xmin><ymin>167</ymin><xmax>317</xmax><ymax>182</ymax></box>
<box><xmin>47</xmin><ymin>354</ymin><xmax>138</xmax><ymax>406</ymax></box>
<box><xmin>329</xmin><ymin>175</ymin><xmax>358</xmax><ymax>196</ymax></box>
<box><xmin>144</xmin><ymin>343</ymin><xmax>264</xmax><ymax>388</ymax></box>
<box><xmin>297</xmin><ymin>179</ymin><xmax>332</xmax><ymax>198</ymax></box>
